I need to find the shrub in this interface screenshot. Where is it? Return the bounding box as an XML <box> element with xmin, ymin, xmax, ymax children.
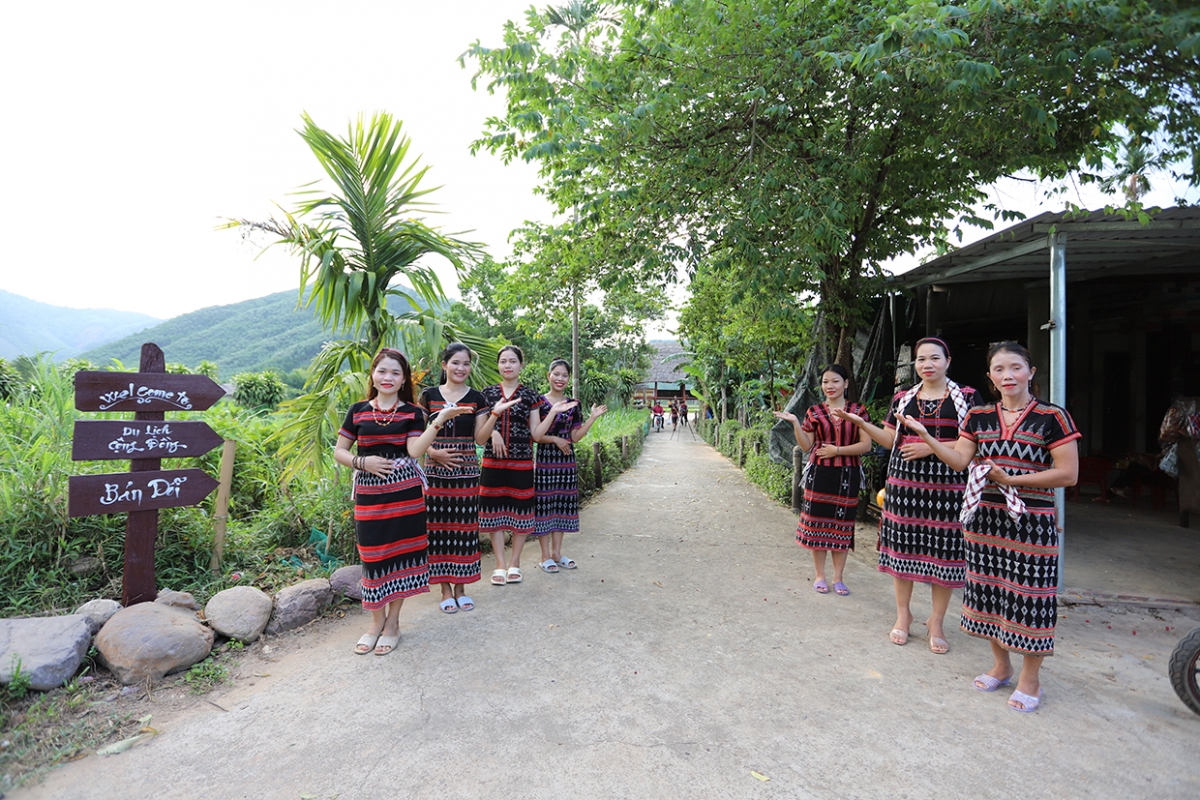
<box><xmin>232</xmin><ymin>371</ymin><xmax>286</xmax><ymax>410</ymax></box>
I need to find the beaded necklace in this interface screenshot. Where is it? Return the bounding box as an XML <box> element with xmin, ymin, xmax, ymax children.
<box><xmin>372</xmin><ymin>397</ymin><xmax>402</xmax><ymax>426</ymax></box>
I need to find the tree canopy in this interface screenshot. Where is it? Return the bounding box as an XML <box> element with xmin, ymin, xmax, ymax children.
<box><xmin>465</xmin><ymin>0</ymin><xmax>1199</xmax><ymax>371</ymax></box>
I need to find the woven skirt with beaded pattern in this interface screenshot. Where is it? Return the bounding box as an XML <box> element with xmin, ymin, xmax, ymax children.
<box><xmin>797</xmin><ymin>463</ymin><xmax>860</xmax><ymax>551</ymax></box>
<box><xmin>534</xmin><ymin>442</ymin><xmax>579</xmax><ymax>536</ymax></box>
<box><xmin>425</xmin><ymin>438</ymin><xmax>482</xmax><ymax>585</ymax></box>
<box><xmin>877</xmin><ymin>452</ymin><xmax>967</xmax><ymax>588</ymax></box>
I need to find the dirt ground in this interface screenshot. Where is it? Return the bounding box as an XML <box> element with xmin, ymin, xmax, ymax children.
<box><xmin>14</xmin><ymin>430</ymin><xmax>1200</xmax><ymax>800</ymax></box>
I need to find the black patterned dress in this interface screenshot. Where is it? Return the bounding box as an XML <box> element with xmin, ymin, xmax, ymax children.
<box><xmin>535</xmin><ymin>396</ymin><xmax>584</xmax><ymax>537</ymax></box>
<box><xmin>878</xmin><ymin>386</ymin><xmax>982</xmax><ymax>587</ymax></box>
<box><xmin>959</xmin><ymin>400</ymin><xmax>1080</xmax><ymax>656</ymax></box>
<box><xmin>418</xmin><ymin>386</ymin><xmax>491</xmax><ymax>586</ymax></box>
<box><xmin>339</xmin><ymin>401</ymin><xmax>429</xmax><ymax>609</ymax></box>
<box><xmin>479</xmin><ymin>384</ymin><xmax>541</xmax><ymax>535</ymax></box>
<box><xmin>797</xmin><ymin>402</ymin><xmax>867</xmax><ymax>551</ymax></box>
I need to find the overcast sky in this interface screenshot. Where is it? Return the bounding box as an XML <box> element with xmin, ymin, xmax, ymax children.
<box><xmin>0</xmin><ymin>0</ymin><xmax>550</xmax><ymax>318</ymax></box>
<box><xmin>1</xmin><ymin>2</ymin><xmax>1192</xmax><ymax>322</ymax></box>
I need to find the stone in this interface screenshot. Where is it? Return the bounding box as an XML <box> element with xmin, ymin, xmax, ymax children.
<box><xmin>95</xmin><ymin>603</ymin><xmax>214</xmax><ymax>685</ymax></box>
<box><xmin>204</xmin><ymin>586</ymin><xmax>273</xmax><ymax>643</ymax></box>
<box><xmin>0</xmin><ymin>615</ymin><xmax>92</xmax><ymax>691</ymax></box>
<box><xmin>73</xmin><ymin>599</ymin><xmax>123</xmax><ymax>636</ymax></box>
<box><xmin>266</xmin><ymin>579</ymin><xmax>333</xmax><ymax>635</ymax></box>
<box><xmin>329</xmin><ymin>565</ymin><xmax>363</xmax><ymax>601</ymax></box>
<box><xmin>155</xmin><ymin>589</ymin><xmax>201</xmax><ymax>612</ymax></box>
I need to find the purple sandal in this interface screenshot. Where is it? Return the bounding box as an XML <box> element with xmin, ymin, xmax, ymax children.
<box><xmin>813</xmin><ymin>579</ymin><xmax>829</xmax><ymax>594</ymax></box>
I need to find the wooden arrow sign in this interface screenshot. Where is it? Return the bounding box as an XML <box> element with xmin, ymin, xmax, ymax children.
<box><xmin>71</xmin><ymin>420</ymin><xmax>224</xmax><ymax>461</ymax></box>
<box><xmin>68</xmin><ymin>469</ymin><xmax>220</xmax><ymax>518</ymax></box>
<box><xmin>74</xmin><ymin>371</ymin><xmax>226</xmax><ymax>413</ymax></box>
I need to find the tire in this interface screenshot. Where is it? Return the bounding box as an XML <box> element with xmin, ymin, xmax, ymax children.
<box><xmin>1169</xmin><ymin>626</ymin><xmax>1200</xmax><ymax>716</ymax></box>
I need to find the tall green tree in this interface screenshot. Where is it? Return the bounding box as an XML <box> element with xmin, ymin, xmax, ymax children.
<box><xmin>464</xmin><ymin>0</ymin><xmax>1199</xmax><ymax>372</ymax></box>
<box><xmin>224</xmin><ymin>113</ymin><xmax>501</xmax><ymax>478</ymax></box>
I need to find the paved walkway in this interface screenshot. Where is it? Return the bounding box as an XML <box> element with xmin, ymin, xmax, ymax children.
<box><xmin>19</xmin><ymin>431</ymin><xmax>1200</xmax><ymax>799</ymax></box>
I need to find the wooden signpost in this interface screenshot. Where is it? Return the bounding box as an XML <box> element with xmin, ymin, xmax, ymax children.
<box><xmin>69</xmin><ymin>344</ymin><xmax>225</xmax><ymax>606</ymax></box>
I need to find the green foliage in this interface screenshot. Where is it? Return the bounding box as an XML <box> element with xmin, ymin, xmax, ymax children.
<box><xmin>5</xmin><ymin>658</ymin><xmax>31</xmax><ymax>702</ymax></box>
<box><xmin>0</xmin><ymin>355</ymin><xmax>352</xmax><ymax>617</ymax></box>
<box><xmin>184</xmin><ymin>656</ymin><xmax>230</xmax><ymax>694</ymax></box>
<box><xmin>466</xmin><ymin>0</ymin><xmax>1200</xmax><ymax>376</ymax></box>
<box><xmin>0</xmin><ymin>358</ymin><xmax>17</xmax><ymax>400</ymax></box>
<box><xmin>448</xmin><ymin>257</ymin><xmax>654</xmax><ymax>404</ymax></box>
<box><xmin>233</xmin><ymin>371</ymin><xmax>287</xmax><ymax>411</ymax></box>
<box><xmin>573</xmin><ymin>408</ymin><xmax>647</xmax><ymax>500</ymax></box>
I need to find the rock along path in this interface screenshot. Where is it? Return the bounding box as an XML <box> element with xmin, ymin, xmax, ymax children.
<box><xmin>19</xmin><ymin>429</ymin><xmax>1200</xmax><ymax>800</ymax></box>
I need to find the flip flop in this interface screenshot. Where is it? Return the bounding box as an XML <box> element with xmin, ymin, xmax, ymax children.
<box><xmin>1009</xmin><ymin>688</ymin><xmax>1043</xmax><ymax>712</ymax></box>
<box><xmin>354</xmin><ymin>633</ymin><xmax>379</xmax><ymax>655</ymax></box>
<box><xmin>506</xmin><ymin>567</ymin><xmax>523</xmax><ymax>583</ymax></box>
<box><xmin>439</xmin><ymin>598</ymin><xmax>458</xmax><ymax>614</ymax></box>
<box><xmin>491</xmin><ymin>569</ymin><xmax>507</xmax><ymax>586</ymax></box>
<box><xmin>889</xmin><ymin>628</ymin><xmax>909</xmax><ymax>646</ymax></box>
<box><xmin>456</xmin><ymin>595</ymin><xmax>474</xmax><ymax>611</ymax></box>
<box><xmin>813</xmin><ymin>579</ymin><xmax>829</xmax><ymax>594</ymax></box>
<box><xmin>556</xmin><ymin>556</ymin><xmax>578</xmax><ymax>569</ymax></box>
<box><xmin>374</xmin><ymin>634</ymin><xmax>400</xmax><ymax>656</ymax></box>
<box><xmin>539</xmin><ymin>559</ymin><xmax>560</xmax><ymax>573</ymax></box>
<box><xmin>833</xmin><ymin>582</ymin><xmax>850</xmax><ymax>596</ymax></box>
<box><xmin>974</xmin><ymin>674</ymin><xmax>1012</xmax><ymax>692</ymax></box>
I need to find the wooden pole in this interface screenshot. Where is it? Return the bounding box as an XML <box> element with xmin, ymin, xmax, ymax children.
<box><xmin>593</xmin><ymin>441</ymin><xmax>604</xmax><ymax>490</ymax></box>
<box><xmin>791</xmin><ymin>445</ymin><xmax>804</xmax><ymax>514</ymax></box>
<box><xmin>621</xmin><ymin>435</ymin><xmax>629</xmax><ymax>463</ymax></box>
<box><xmin>753</xmin><ymin>440</ymin><xmax>761</xmax><ymax>457</ymax></box>
<box><xmin>208</xmin><ymin>439</ymin><xmax>236</xmax><ymax>575</ymax></box>
<box><xmin>124</xmin><ymin>343</ymin><xmax>164</xmax><ymax>606</ymax></box>
<box><xmin>737</xmin><ymin>436</ymin><xmax>744</xmax><ymax>466</ymax></box>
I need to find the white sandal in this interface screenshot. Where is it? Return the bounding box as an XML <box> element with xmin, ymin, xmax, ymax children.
<box><xmin>556</xmin><ymin>556</ymin><xmax>578</xmax><ymax>569</ymax></box>
<box><xmin>540</xmin><ymin>559</ymin><xmax>560</xmax><ymax>573</ymax></box>
<box><xmin>354</xmin><ymin>633</ymin><xmax>379</xmax><ymax>655</ymax></box>
<box><xmin>491</xmin><ymin>569</ymin><xmax>507</xmax><ymax>586</ymax></box>
<box><xmin>506</xmin><ymin>566</ymin><xmax>523</xmax><ymax>583</ymax></box>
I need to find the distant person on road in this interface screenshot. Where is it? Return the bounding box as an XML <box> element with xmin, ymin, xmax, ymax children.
<box><xmin>531</xmin><ymin>359</ymin><xmax>606</xmax><ymax>573</ymax></box>
<box><xmin>833</xmin><ymin>337</ymin><xmax>981</xmax><ymax>655</ymax></box>
<box><xmin>679</xmin><ymin>400</ymin><xmax>689</xmax><ymax>425</ymax></box>
<box><xmin>652</xmin><ymin>401</ymin><xmax>664</xmax><ymax>432</ymax></box>
<box><xmin>670</xmin><ymin>401</ymin><xmax>679</xmax><ymax>431</ymax></box>
<box><xmin>335</xmin><ymin>348</ymin><xmax>471</xmax><ymax>655</ymax></box>
<box><xmin>775</xmin><ymin>365</ymin><xmax>872</xmax><ymax>595</ymax></box>
<box><xmin>896</xmin><ymin>341</ymin><xmax>1079</xmax><ymax>712</ymax></box>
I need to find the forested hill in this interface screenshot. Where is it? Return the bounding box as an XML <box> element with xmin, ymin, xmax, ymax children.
<box><xmin>0</xmin><ymin>290</ymin><xmax>161</xmax><ymax>360</ymax></box>
<box><xmin>81</xmin><ymin>290</ymin><xmax>417</xmax><ymax>379</ymax></box>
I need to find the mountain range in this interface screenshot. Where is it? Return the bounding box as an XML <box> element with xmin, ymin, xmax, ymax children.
<box><xmin>3</xmin><ymin>288</ymin><xmax>420</xmax><ymax>380</ymax></box>
<box><xmin>0</xmin><ymin>290</ymin><xmax>161</xmax><ymax>361</ymax></box>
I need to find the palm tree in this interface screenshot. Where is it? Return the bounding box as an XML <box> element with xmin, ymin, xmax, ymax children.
<box><xmin>1099</xmin><ymin>140</ymin><xmax>1154</xmax><ymax>204</ymax></box>
<box><xmin>224</xmin><ymin>113</ymin><xmax>501</xmax><ymax>479</ymax></box>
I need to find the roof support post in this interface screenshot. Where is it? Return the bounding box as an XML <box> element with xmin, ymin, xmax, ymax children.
<box><xmin>1049</xmin><ymin>232</ymin><xmax>1067</xmax><ymax>592</ymax></box>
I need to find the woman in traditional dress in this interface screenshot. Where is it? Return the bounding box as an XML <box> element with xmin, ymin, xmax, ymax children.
<box><xmin>335</xmin><ymin>348</ymin><xmax>471</xmax><ymax>655</ymax></box>
<box><xmin>896</xmin><ymin>341</ymin><xmax>1079</xmax><ymax>712</ymax></box>
<box><xmin>417</xmin><ymin>343</ymin><xmax>520</xmax><ymax>614</ymax></box>
<box><xmin>774</xmin><ymin>365</ymin><xmax>872</xmax><ymax>595</ymax></box>
<box><xmin>479</xmin><ymin>345</ymin><xmax>544</xmax><ymax>585</ymax></box>
<box><xmin>531</xmin><ymin>359</ymin><xmax>606</xmax><ymax>573</ymax></box>
<box><xmin>833</xmin><ymin>338</ymin><xmax>981</xmax><ymax>653</ymax></box>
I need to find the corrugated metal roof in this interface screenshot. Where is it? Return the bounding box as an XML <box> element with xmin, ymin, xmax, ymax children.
<box><xmin>893</xmin><ymin>207</ymin><xmax>1200</xmax><ymax>288</ymax></box>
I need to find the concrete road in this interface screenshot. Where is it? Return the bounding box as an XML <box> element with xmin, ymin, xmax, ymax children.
<box><xmin>19</xmin><ymin>432</ymin><xmax>1200</xmax><ymax>800</ymax></box>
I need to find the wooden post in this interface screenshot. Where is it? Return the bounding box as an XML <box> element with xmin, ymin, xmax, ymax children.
<box><xmin>593</xmin><ymin>441</ymin><xmax>604</xmax><ymax>490</ymax></box>
<box><xmin>208</xmin><ymin>439</ymin><xmax>236</xmax><ymax>575</ymax></box>
<box><xmin>737</xmin><ymin>436</ymin><xmax>744</xmax><ymax>466</ymax></box>
<box><xmin>753</xmin><ymin>440</ymin><xmax>761</xmax><ymax>457</ymax></box>
<box><xmin>621</xmin><ymin>435</ymin><xmax>629</xmax><ymax>463</ymax></box>
<box><xmin>124</xmin><ymin>343</ymin><xmax>165</xmax><ymax>606</ymax></box>
<box><xmin>791</xmin><ymin>445</ymin><xmax>805</xmax><ymax>513</ymax></box>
